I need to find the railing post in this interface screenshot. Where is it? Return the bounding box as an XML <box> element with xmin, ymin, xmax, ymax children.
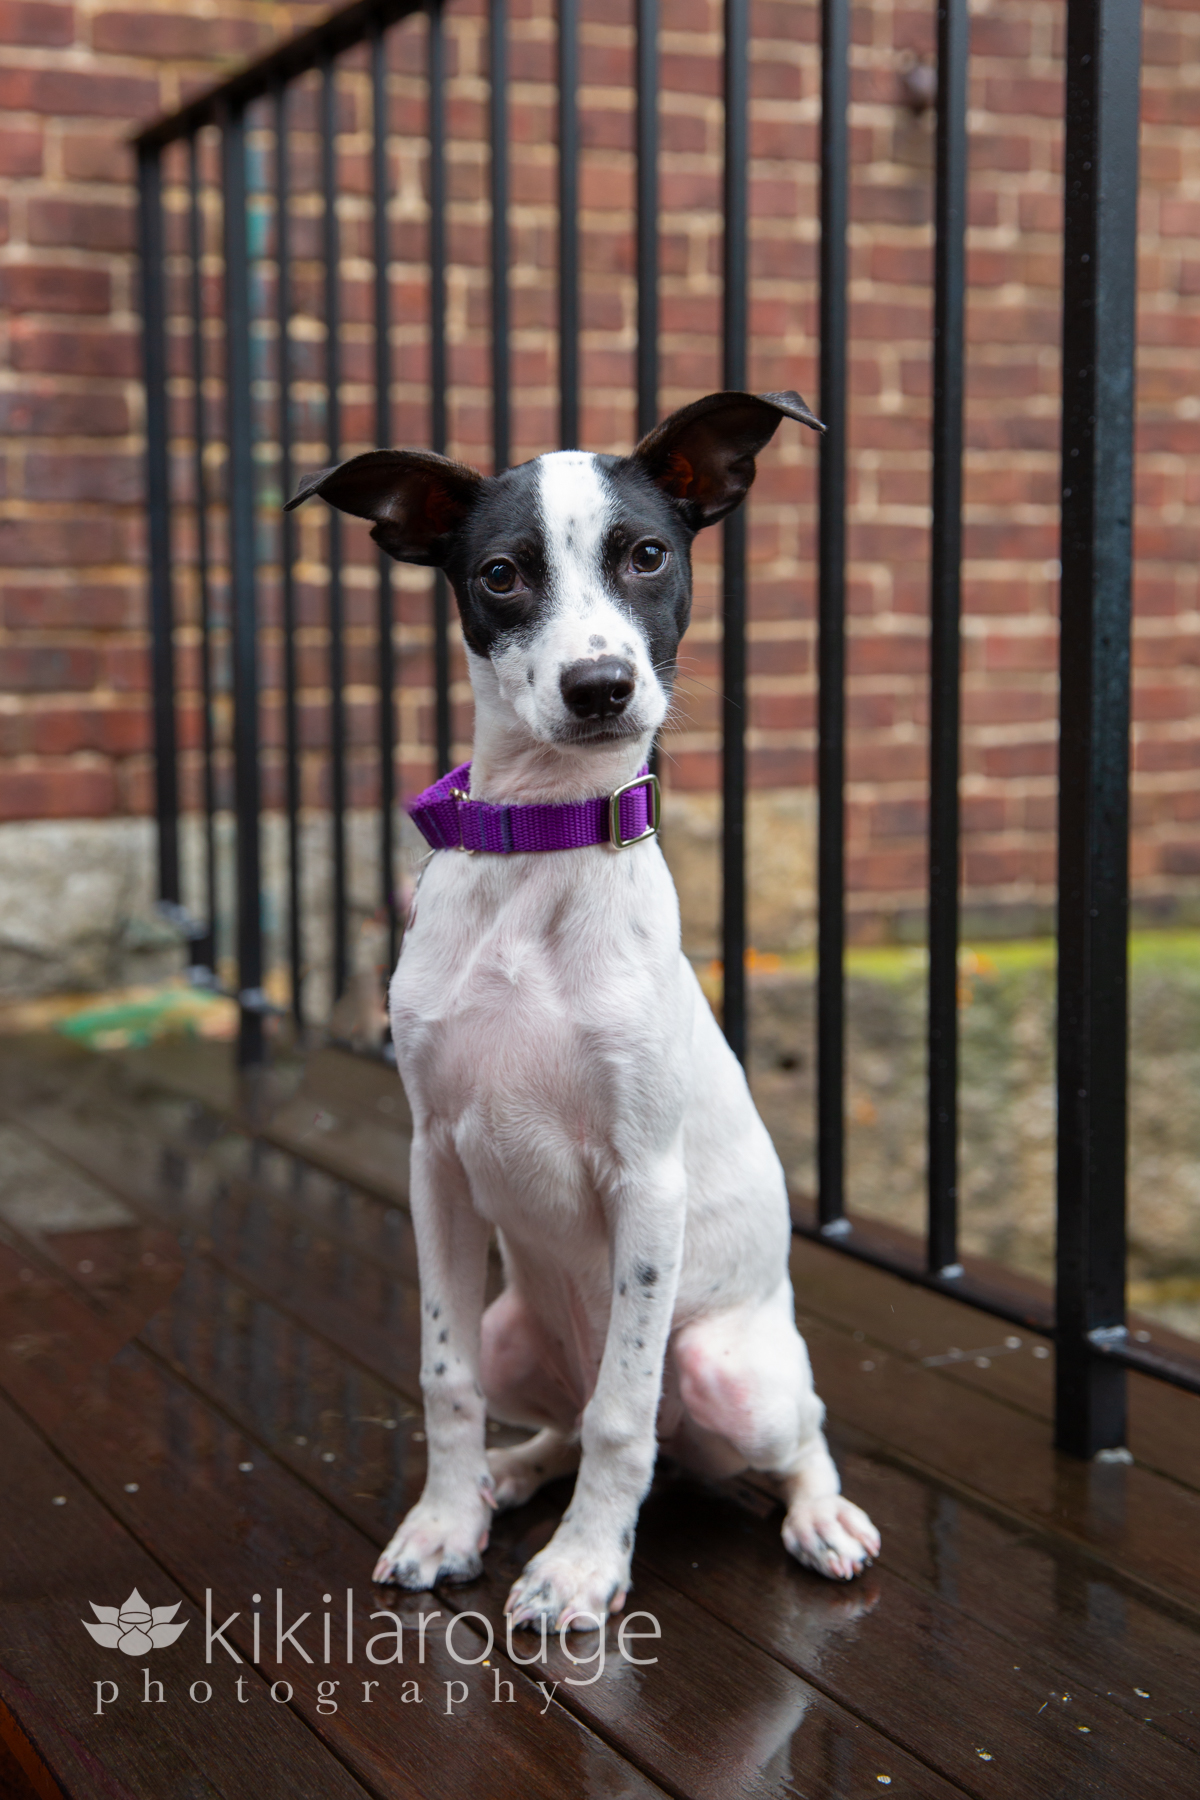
<box><xmin>1055</xmin><ymin>0</ymin><xmax>1141</xmax><ymax>1458</ymax></box>
<box><xmin>635</xmin><ymin>0</ymin><xmax>658</xmax><ymax>443</ymax></box>
<box><xmin>489</xmin><ymin>0</ymin><xmax>510</xmax><ymax>473</ymax></box>
<box><xmin>428</xmin><ymin>0</ymin><xmax>452</xmax><ymax>776</ymax></box>
<box><xmin>275</xmin><ymin>82</ymin><xmax>304</xmax><ymax>1031</ymax></box>
<box><xmin>720</xmin><ymin>0</ymin><xmax>748</xmax><ymax>1067</ymax></box>
<box><xmin>927</xmin><ymin>0</ymin><xmax>969</xmax><ymax>1279</ymax></box>
<box><xmin>222</xmin><ymin>106</ymin><xmax>265</xmax><ymax>1067</ymax></box>
<box><xmin>138</xmin><ymin>143</ymin><xmax>179</xmax><ymax>911</ymax></box>
<box><xmin>188</xmin><ymin>137</ymin><xmax>217</xmax><ymax>981</ymax></box>
<box><xmin>559</xmin><ymin>0</ymin><xmax>579</xmax><ymax>449</ymax></box>
<box><xmin>372</xmin><ymin>23</ymin><xmax>398</xmax><ymax>973</ymax></box>
<box><xmin>321</xmin><ymin>54</ymin><xmax>348</xmax><ymax>1005</ymax></box>
<box><xmin>817</xmin><ymin>0</ymin><xmax>849</xmax><ymax>1233</ymax></box>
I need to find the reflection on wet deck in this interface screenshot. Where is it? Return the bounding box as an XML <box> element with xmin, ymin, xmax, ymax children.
<box><xmin>1</xmin><ymin>1034</ymin><xmax>1198</xmax><ymax>1799</ymax></box>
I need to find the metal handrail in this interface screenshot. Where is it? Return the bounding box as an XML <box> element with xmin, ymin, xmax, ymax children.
<box><xmin>134</xmin><ymin>0</ymin><xmax>1176</xmax><ymax>1451</ymax></box>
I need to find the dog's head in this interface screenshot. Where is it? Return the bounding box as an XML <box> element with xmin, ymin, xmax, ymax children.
<box><xmin>288</xmin><ymin>389</ymin><xmax>821</xmax><ymax>754</ymax></box>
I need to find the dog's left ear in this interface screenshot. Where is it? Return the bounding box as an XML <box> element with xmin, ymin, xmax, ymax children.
<box><xmin>631</xmin><ymin>389</ymin><xmax>823</xmax><ymax>529</ymax></box>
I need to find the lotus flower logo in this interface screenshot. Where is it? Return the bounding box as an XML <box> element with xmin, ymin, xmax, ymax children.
<box><xmin>81</xmin><ymin>1589</ymin><xmax>189</xmax><ymax>1655</ymax></box>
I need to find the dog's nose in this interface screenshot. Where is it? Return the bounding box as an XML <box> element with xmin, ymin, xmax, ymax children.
<box><xmin>560</xmin><ymin>657</ymin><xmax>636</xmax><ymax>721</ymax></box>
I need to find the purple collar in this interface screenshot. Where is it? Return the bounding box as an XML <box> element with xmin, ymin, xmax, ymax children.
<box><xmin>408</xmin><ymin>762</ymin><xmax>661</xmax><ymax>854</ymax></box>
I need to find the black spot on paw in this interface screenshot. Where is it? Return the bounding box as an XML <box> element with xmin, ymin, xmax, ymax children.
<box><xmin>635</xmin><ymin>1263</ymin><xmax>658</xmax><ymax>1287</ymax></box>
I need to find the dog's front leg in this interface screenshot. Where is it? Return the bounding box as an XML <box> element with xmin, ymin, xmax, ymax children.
<box><xmin>374</xmin><ymin>1126</ymin><xmax>494</xmax><ymax>1588</ymax></box>
<box><xmin>505</xmin><ymin>1158</ymin><xmax>686</xmax><ymax>1631</ymax></box>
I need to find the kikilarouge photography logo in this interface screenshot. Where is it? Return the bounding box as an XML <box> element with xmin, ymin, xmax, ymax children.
<box><xmin>82</xmin><ymin>1590</ymin><xmax>189</xmax><ymax>1656</ymax></box>
<box><xmin>83</xmin><ymin>1588</ymin><xmax>662</xmax><ymax>1717</ymax></box>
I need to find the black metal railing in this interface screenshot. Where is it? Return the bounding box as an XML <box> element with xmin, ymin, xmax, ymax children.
<box><xmin>136</xmin><ymin>0</ymin><xmax>1199</xmax><ymax>1454</ymax></box>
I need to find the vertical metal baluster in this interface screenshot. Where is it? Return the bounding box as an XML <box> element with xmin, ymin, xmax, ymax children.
<box><xmin>275</xmin><ymin>84</ymin><xmax>303</xmax><ymax>1031</ymax></box>
<box><xmin>322</xmin><ymin>53</ymin><xmax>348</xmax><ymax>1002</ymax></box>
<box><xmin>817</xmin><ymin>0</ymin><xmax>849</xmax><ymax>1232</ymax></box>
<box><xmin>189</xmin><ymin>137</ymin><xmax>217</xmax><ymax>977</ymax></box>
<box><xmin>927</xmin><ymin>0</ymin><xmax>969</xmax><ymax>1278</ymax></box>
<box><xmin>559</xmin><ymin>0</ymin><xmax>579</xmax><ymax>449</ymax></box>
<box><xmin>636</xmin><ymin>0</ymin><xmax>658</xmax><ymax>441</ymax></box>
<box><xmin>222</xmin><ymin>107</ymin><xmax>265</xmax><ymax>1066</ymax></box>
<box><xmin>490</xmin><ymin>0</ymin><xmax>510</xmax><ymax>473</ymax></box>
<box><xmin>429</xmin><ymin>0</ymin><xmax>452</xmax><ymax>775</ymax></box>
<box><xmin>139</xmin><ymin>144</ymin><xmax>180</xmax><ymax>910</ymax></box>
<box><xmin>721</xmin><ymin>0</ymin><xmax>748</xmax><ymax>1065</ymax></box>
<box><xmin>373</xmin><ymin>24</ymin><xmax>398</xmax><ymax>972</ymax></box>
<box><xmin>1055</xmin><ymin>0</ymin><xmax>1140</xmax><ymax>1459</ymax></box>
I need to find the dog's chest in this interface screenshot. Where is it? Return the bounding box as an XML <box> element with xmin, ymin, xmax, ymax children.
<box><xmin>390</xmin><ymin>849</ymin><xmax>689</xmax><ymax>1199</ymax></box>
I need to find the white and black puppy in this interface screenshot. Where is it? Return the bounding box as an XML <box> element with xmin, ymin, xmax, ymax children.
<box><xmin>288</xmin><ymin>390</ymin><xmax>880</xmax><ymax>1630</ymax></box>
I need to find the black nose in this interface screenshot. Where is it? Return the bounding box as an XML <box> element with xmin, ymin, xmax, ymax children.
<box><xmin>560</xmin><ymin>657</ymin><xmax>636</xmax><ymax>721</ymax></box>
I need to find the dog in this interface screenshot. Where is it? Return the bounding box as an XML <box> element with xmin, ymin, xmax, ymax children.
<box><xmin>287</xmin><ymin>390</ymin><xmax>881</xmax><ymax>1629</ymax></box>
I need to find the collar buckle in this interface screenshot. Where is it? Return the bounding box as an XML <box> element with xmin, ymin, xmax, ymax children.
<box><xmin>449</xmin><ymin>785</ymin><xmax>475</xmax><ymax>851</ymax></box>
<box><xmin>609</xmin><ymin>772</ymin><xmax>661</xmax><ymax>849</ymax></box>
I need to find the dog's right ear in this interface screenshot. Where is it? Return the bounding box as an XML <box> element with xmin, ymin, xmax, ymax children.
<box><xmin>285</xmin><ymin>449</ymin><xmax>483</xmax><ymax>567</ymax></box>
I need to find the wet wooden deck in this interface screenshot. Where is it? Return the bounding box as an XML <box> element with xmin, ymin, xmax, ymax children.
<box><xmin>1</xmin><ymin>1032</ymin><xmax>1198</xmax><ymax>1799</ymax></box>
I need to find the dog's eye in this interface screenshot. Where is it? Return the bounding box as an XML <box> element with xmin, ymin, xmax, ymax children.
<box><xmin>631</xmin><ymin>541</ymin><xmax>668</xmax><ymax>574</ymax></box>
<box><xmin>481</xmin><ymin>558</ymin><xmax>519</xmax><ymax>595</ymax></box>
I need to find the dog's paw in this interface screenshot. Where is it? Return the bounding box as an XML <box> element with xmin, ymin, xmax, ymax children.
<box><xmin>373</xmin><ymin>1495</ymin><xmax>493</xmax><ymax>1590</ymax></box>
<box><xmin>782</xmin><ymin>1495</ymin><xmax>880</xmax><ymax>1582</ymax></box>
<box><xmin>504</xmin><ymin>1537</ymin><xmax>630</xmax><ymax>1633</ymax></box>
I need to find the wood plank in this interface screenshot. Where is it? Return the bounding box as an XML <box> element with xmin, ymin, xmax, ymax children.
<box><xmin>68</xmin><ymin>1079</ymin><xmax>1200</xmax><ymax>1632</ymax></box>
<box><xmin>123</xmin><ymin>1174</ymin><xmax>1200</xmax><ymax>1793</ymax></box>
<box><xmin>0</xmin><ymin>1244</ymin><xmax>666</xmax><ymax>1800</ymax></box>
<box><xmin>0</xmin><ymin>1392</ymin><xmax>374</xmax><ymax>1800</ymax></box>
<box><xmin>464</xmin><ymin>1499</ymin><xmax>971</xmax><ymax>1800</ymax></box>
<box><xmin>14</xmin><ymin>1073</ymin><xmax>1200</xmax><ymax>1715</ymax></box>
<box><xmin>4</xmin><ymin>1230</ymin><xmax>969</xmax><ymax>1796</ymax></box>
<box><xmin>798</xmin><ymin>1305</ymin><xmax>1200</xmax><ymax>1619</ymax></box>
<box><xmin>792</xmin><ymin>1236</ymin><xmax>1200</xmax><ymax>1496</ymax></box>
<box><xmin>0</xmin><ymin>1700</ymin><xmax>64</xmax><ymax>1800</ymax></box>
<box><xmin>7</xmin><ymin>1039</ymin><xmax>1200</xmax><ymax>1794</ymax></box>
<box><xmin>810</xmin><ymin>1443</ymin><xmax>1200</xmax><ymax>1756</ymax></box>
<box><xmin>635</xmin><ymin>1473</ymin><xmax>1200</xmax><ymax>1793</ymax></box>
<box><xmin>10</xmin><ymin>1099</ymin><xmax>425</xmax><ymax>1396</ymax></box>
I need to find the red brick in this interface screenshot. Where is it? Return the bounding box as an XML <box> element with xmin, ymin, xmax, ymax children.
<box><xmin>0</xmin><ymin>387</ymin><xmax>129</xmax><ymax>436</ymax></box>
<box><xmin>0</xmin><ymin>517</ymin><xmax>122</xmax><ymax>566</ymax></box>
<box><xmin>0</xmin><ymin>124</ymin><xmax>43</xmax><ymax>176</ymax></box>
<box><xmin>0</xmin><ymin>66</ymin><xmax>158</xmax><ymax>117</ymax></box>
<box><xmin>0</xmin><ymin>764</ymin><xmax>116</xmax><ymax>820</ymax></box>
<box><xmin>91</xmin><ymin>9</ymin><xmax>267</xmax><ymax>56</ymax></box>
<box><xmin>22</xmin><ymin>452</ymin><xmax>141</xmax><ymax>503</ymax></box>
<box><xmin>0</xmin><ymin>263</ymin><xmax>111</xmax><ymax>314</ymax></box>
<box><xmin>27</xmin><ymin>196</ymin><xmax>135</xmax><ymax>253</ymax></box>
<box><xmin>0</xmin><ymin>0</ymin><xmax>73</xmax><ymax>46</ymax></box>
<box><xmin>9</xmin><ymin>322</ymin><xmax>139</xmax><ymax>378</ymax></box>
<box><xmin>0</xmin><ymin>583</ymin><xmax>138</xmax><ymax>628</ymax></box>
<box><xmin>2</xmin><ymin>645</ymin><xmax>100</xmax><ymax>690</ymax></box>
<box><xmin>60</xmin><ymin>127</ymin><xmax>132</xmax><ymax>183</ymax></box>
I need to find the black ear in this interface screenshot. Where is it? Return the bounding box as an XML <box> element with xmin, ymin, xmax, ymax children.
<box><xmin>285</xmin><ymin>449</ymin><xmax>483</xmax><ymax>567</ymax></box>
<box><xmin>631</xmin><ymin>389</ymin><xmax>823</xmax><ymax>529</ymax></box>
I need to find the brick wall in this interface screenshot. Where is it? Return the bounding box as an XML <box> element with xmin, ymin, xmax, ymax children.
<box><xmin>4</xmin><ymin>0</ymin><xmax>1200</xmax><ymax>976</ymax></box>
<box><xmin>0</xmin><ymin>0</ymin><xmax>325</xmax><ymax>823</ymax></box>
